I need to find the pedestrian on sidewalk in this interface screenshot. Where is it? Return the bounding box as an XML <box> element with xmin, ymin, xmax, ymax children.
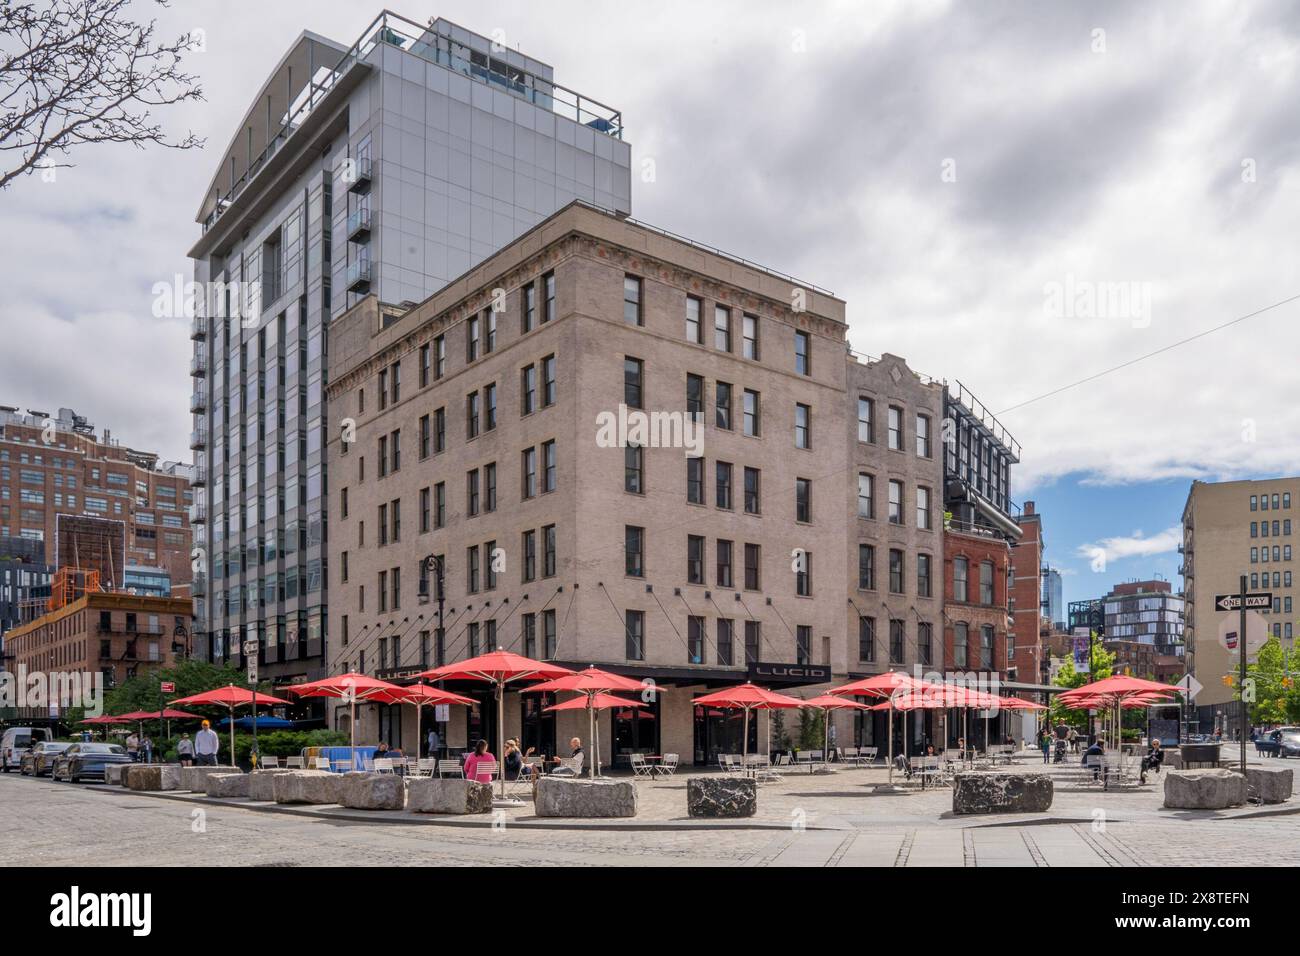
<box><xmin>177</xmin><ymin>733</ymin><xmax>195</xmax><ymax>767</ymax></box>
<box><xmin>1039</xmin><ymin>730</ymin><xmax>1051</xmax><ymax>764</ymax></box>
<box><xmin>126</xmin><ymin>731</ymin><xmax>140</xmax><ymax>763</ymax></box>
<box><xmin>195</xmin><ymin>720</ymin><xmax>220</xmax><ymax>766</ymax></box>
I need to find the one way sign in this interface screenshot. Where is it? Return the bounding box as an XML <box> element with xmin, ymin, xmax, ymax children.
<box><xmin>1215</xmin><ymin>592</ymin><xmax>1272</xmax><ymax>612</ymax></box>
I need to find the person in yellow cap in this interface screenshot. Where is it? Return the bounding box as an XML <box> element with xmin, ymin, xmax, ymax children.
<box><xmin>195</xmin><ymin>719</ymin><xmax>220</xmax><ymax>766</ymax></box>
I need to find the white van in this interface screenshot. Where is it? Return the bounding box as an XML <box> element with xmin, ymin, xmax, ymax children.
<box><xmin>1</xmin><ymin>727</ymin><xmax>52</xmax><ymax>772</ymax></box>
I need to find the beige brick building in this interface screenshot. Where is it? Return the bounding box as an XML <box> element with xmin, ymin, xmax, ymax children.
<box><xmin>324</xmin><ymin>202</ymin><xmax>951</xmax><ymax>766</ymax></box>
<box><xmin>1182</xmin><ymin>477</ymin><xmax>1298</xmax><ymax>734</ymax></box>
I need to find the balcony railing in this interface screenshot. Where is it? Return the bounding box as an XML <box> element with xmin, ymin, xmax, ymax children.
<box><xmin>189</xmin><ymin>427</ymin><xmax>208</xmax><ymax>450</ymax></box>
<box><xmin>347</xmin><ymin>155</ymin><xmax>372</xmax><ymax>193</ymax></box>
<box><xmin>189</xmin><ymin>502</ymin><xmax>206</xmax><ymax>524</ymax></box>
<box><xmin>189</xmin><ymin>391</ymin><xmax>206</xmax><ymax>414</ymax></box>
<box><xmin>190</xmin><ymin>354</ymin><xmax>208</xmax><ymax>377</ymax></box>
<box><xmin>190</xmin><ymin>315</ymin><xmax>207</xmax><ymax>340</ymax></box>
<box><xmin>346</xmin><ymin>206</ymin><xmax>372</xmax><ymax>241</ymax></box>
<box><xmin>346</xmin><ymin>258</ymin><xmax>372</xmax><ymax>292</ymax></box>
<box><xmin>191</xmin><ymin>463</ymin><xmax>207</xmax><ymax>487</ymax></box>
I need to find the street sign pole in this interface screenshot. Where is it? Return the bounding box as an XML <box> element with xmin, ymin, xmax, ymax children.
<box><xmin>244</xmin><ymin>639</ymin><xmax>260</xmax><ymax>769</ymax></box>
<box><xmin>1239</xmin><ymin>575</ymin><xmax>1247</xmax><ymax>775</ymax></box>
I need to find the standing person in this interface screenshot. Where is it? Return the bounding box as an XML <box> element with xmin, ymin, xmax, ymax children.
<box><xmin>141</xmin><ymin>735</ymin><xmax>154</xmax><ymax>764</ymax></box>
<box><xmin>425</xmin><ymin>727</ymin><xmax>439</xmax><ymax>759</ymax></box>
<box><xmin>463</xmin><ymin>739</ymin><xmax>496</xmax><ymax>783</ymax></box>
<box><xmin>176</xmin><ymin>733</ymin><xmax>195</xmax><ymax>767</ymax></box>
<box><xmin>194</xmin><ymin>720</ymin><xmax>220</xmax><ymax>766</ymax></box>
<box><xmin>1067</xmin><ymin>727</ymin><xmax>1078</xmax><ymax>753</ymax></box>
<box><xmin>1039</xmin><ymin>730</ymin><xmax>1051</xmax><ymax>764</ymax></box>
<box><xmin>126</xmin><ymin>731</ymin><xmax>140</xmax><ymax>763</ymax></box>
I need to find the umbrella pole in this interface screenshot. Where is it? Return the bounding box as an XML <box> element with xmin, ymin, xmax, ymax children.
<box><xmin>823</xmin><ymin>707</ymin><xmax>829</xmax><ymax>767</ymax></box>
<box><xmin>350</xmin><ymin>696</ymin><xmax>356</xmax><ymax>770</ymax></box>
<box><xmin>888</xmin><ymin>704</ymin><xmax>894</xmax><ymax>783</ymax></box>
<box><xmin>228</xmin><ymin>704</ymin><xmax>236</xmax><ymax>768</ymax></box>
<box><xmin>742</xmin><ymin>707</ymin><xmax>750</xmax><ymax>765</ymax></box>
<box><xmin>591</xmin><ymin>697</ymin><xmax>599</xmax><ymax>779</ymax></box>
<box><xmin>498</xmin><ymin>682</ymin><xmax>506</xmax><ymax>799</ymax></box>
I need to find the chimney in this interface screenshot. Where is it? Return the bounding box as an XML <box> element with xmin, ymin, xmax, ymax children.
<box><xmin>1023</xmin><ymin>500</ymin><xmax>1035</xmax><ymax>515</ymax></box>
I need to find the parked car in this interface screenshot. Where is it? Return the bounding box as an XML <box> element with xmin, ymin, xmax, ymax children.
<box><xmin>1</xmin><ymin>727</ymin><xmax>52</xmax><ymax>772</ymax></box>
<box><xmin>51</xmin><ymin>743</ymin><xmax>131</xmax><ymax>783</ymax></box>
<box><xmin>19</xmin><ymin>741</ymin><xmax>72</xmax><ymax>776</ymax></box>
<box><xmin>1265</xmin><ymin>727</ymin><xmax>1300</xmax><ymax>758</ymax></box>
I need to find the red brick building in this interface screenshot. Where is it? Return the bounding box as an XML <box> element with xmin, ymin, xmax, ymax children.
<box><xmin>942</xmin><ymin>526</ymin><xmax>1012</xmax><ymax>677</ymax></box>
<box><xmin>1009</xmin><ymin>501</ymin><xmax>1046</xmax><ymax>684</ymax></box>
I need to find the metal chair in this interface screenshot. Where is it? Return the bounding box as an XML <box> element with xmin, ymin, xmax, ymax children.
<box><xmin>437</xmin><ymin>759</ymin><xmax>463</xmax><ymax>778</ymax></box>
<box><xmin>654</xmin><ymin>753</ymin><xmax>679</xmax><ymax>777</ymax></box>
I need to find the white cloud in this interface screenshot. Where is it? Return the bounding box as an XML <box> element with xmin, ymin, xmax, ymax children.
<box><xmin>1076</xmin><ymin>525</ymin><xmax>1183</xmax><ymax>565</ymax></box>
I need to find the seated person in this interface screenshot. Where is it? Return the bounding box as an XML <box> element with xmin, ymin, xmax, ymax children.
<box><xmin>1139</xmin><ymin>739</ymin><xmax>1163</xmax><ymax>782</ymax></box>
<box><xmin>1082</xmin><ymin>738</ymin><xmax>1107</xmax><ymax>780</ymax></box>
<box><xmin>551</xmin><ymin>737</ymin><xmax>585</xmax><ymax>776</ymax></box>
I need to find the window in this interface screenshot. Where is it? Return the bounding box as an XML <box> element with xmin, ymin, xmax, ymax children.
<box><xmin>795</xmin><ymin>404</ymin><xmax>811</xmax><ymax>449</ymax></box>
<box><xmin>916</xmin><ymin>486</ymin><xmax>931</xmax><ymax>530</ymax></box>
<box><xmin>954</xmin><ymin>623</ymin><xmax>969</xmax><ymax>668</ymax></box>
<box><xmin>888</xmin><ymin>480</ymin><xmax>903</xmax><ymax>524</ymax></box>
<box><xmin>467</xmin><ymin>392</ymin><xmax>480</xmax><ymax>439</ymax></box>
<box><xmin>918</xmin><ymin>622</ymin><xmax>932</xmax><ymax>666</ymax></box>
<box><xmin>434</xmin><ymin>408</ymin><xmax>445</xmax><ymax>453</ymax></box>
<box><xmin>716</xmin><ymin>619</ymin><xmax>733</xmax><ymax>666</ymax></box>
<box><xmin>888</xmin><ymin>406</ymin><xmax>903</xmax><ymax>450</ymax></box>
<box><xmin>419</xmin><ymin>414</ymin><xmax>431</xmax><ymax>459</ymax></box>
<box><xmin>743</xmin><ymin>389</ymin><xmax>760</xmax><ymax>436</ymax></box>
<box><xmin>521</xmin><ymin>364</ymin><xmax>537</xmax><ymax>415</ymax></box>
<box><xmin>889</xmin><ymin>620</ymin><xmax>904</xmax><ymax>664</ymax></box>
<box><xmin>626</xmin><ymin>609</ymin><xmax>645</xmax><ymax>661</ymax></box>
<box><xmin>742</xmin><ymin>313</ymin><xmax>759</xmax><ymax>360</ymax></box>
<box><xmin>485</xmin><ymin>309</ymin><xmax>496</xmax><ymax>353</ymax></box>
<box><xmin>625</xmin><ymin>525</ymin><xmax>644</xmax><ymax>577</ymax></box>
<box><xmin>796</xmin><ymin>551</ymin><xmax>811</xmax><ymax>596</ymax></box>
<box><xmin>687</xmin><ymin>535</ymin><xmax>705</xmax><ymax>584</ymax></box>
<box><xmin>435</xmin><ymin>335</ymin><xmax>446</xmax><ymax>378</ymax></box>
<box><xmin>686</xmin><ymin>373</ymin><xmax>704</xmax><ymax>420</ymax></box>
<box><xmin>467</xmin><ymin>546</ymin><xmax>480</xmax><ymax>594</ymax></box>
<box><xmin>522</xmin><ymin>530</ymin><xmax>536</xmax><ymax>582</ymax></box>
<box><xmin>484</xmin><ymin>382</ymin><xmax>497</xmax><ymax>431</ymax></box>
<box><xmin>858</xmin><ymin>397</ymin><xmax>874</xmax><ymax>443</ymax></box>
<box><xmin>543</xmin><ymin>608</ymin><xmax>557</xmax><ymax>657</ymax></box>
<box><xmin>378</xmin><ymin>435</ymin><xmax>388</xmax><ymax>477</ymax></box>
<box><xmin>467</xmin><ymin>470</ymin><xmax>480</xmax><ymax>517</ymax></box>
<box><xmin>484</xmin><ymin>462</ymin><xmax>497</xmax><ymax>512</ymax></box>
<box><xmin>794</xmin><ymin>330</ymin><xmax>810</xmax><ymax>375</ymax></box>
<box><xmin>535</xmin><ymin>271</ymin><xmax>557</xmax><ymax>328</ymax></box>
<box><xmin>378</xmin><ymin>503</ymin><xmax>389</xmax><ymax>545</ymax></box>
<box><xmin>796</xmin><ymin>625</ymin><xmax>812</xmax><ymax>665</ymax></box>
<box><xmin>743</xmin><ymin>466</ymin><xmax>760</xmax><ymax>514</ymax></box>
<box><xmin>745</xmin><ymin>621</ymin><xmax>761</xmax><ymax>665</ymax></box>
<box><xmin>715</xmin><ymin>461</ymin><xmax>733</xmax><ymax>509</ymax></box>
<box><xmin>954</xmin><ymin>557</ymin><xmax>969</xmax><ymax>602</ymax></box>
<box><xmin>687</xmin><ymin>457</ymin><xmax>704</xmax><ymax>504</ymax></box>
<box><xmin>542</xmin><ymin>440</ymin><xmax>556</xmax><ymax>492</ymax></box>
<box><xmin>625</xmin><ymin>445</ymin><xmax>644</xmax><ymax>494</ymax></box>
<box><xmin>917</xmin><ymin>553</ymin><xmax>932</xmax><ymax>597</ymax></box>
<box><xmin>686</xmin><ymin>295</ymin><xmax>703</xmax><ymax>344</ymax></box>
<box><xmin>521</xmin><ymin>447</ymin><xmax>537</xmax><ymax>499</ymax></box>
<box><xmin>419</xmin><ymin>343</ymin><xmax>431</xmax><ymax>387</ymax></box>
<box><xmin>980</xmin><ymin>561</ymin><xmax>994</xmax><ymax>604</ymax></box>
<box><xmin>916</xmin><ymin>414</ymin><xmax>931</xmax><ymax>458</ymax></box>
<box><xmin>858</xmin><ymin>473</ymin><xmax>874</xmax><ymax>518</ymax></box>
<box><xmin>624</xmin><ymin>357</ymin><xmax>643</xmax><ymax>409</ymax></box>
<box><xmin>1251</xmin><ymin>495</ymin><xmax>1258</xmax><ymax>511</ymax></box>
<box><xmin>796</xmin><ymin>478</ymin><xmax>811</xmax><ymax>523</ymax></box>
<box><xmin>688</xmin><ymin>616</ymin><xmax>705</xmax><ymax>664</ymax></box>
<box><xmin>542</xmin><ymin>354</ymin><xmax>556</xmax><ymax>407</ymax></box>
<box><xmin>858</xmin><ymin>617</ymin><xmax>876</xmax><ymax>662</ymax></box>
<box><xmin>715</xmin><ymin>381</ymin><xmax>732</xmax><ymax>430</ymax></box>
<box><xmin>378</xmin><ymin>368</ymin><xmax>388</xmax><ymax>410</ymax></box>
<box><xmin>544</xmin><ymin>525</ymin><xmax>556</xmax><ymax>577</ymax></box>
<box><xmin>623</xmin><ymin>275</ymin><xmax>643</xmax><ymax>325</ymax></box>
<box><xmin>467</xmin><ymin>313</ymin><xmax>480</xmax><ymax>362</ymax></box>
<box><xmin>889</xmin><ymin>549</ymin><xmax>904</xmax><ymax>593</ymax></box>
<box><xmin>744</xmin><ymin>543</ymin><xmax>761</xmax><ymax>590</ymax></box>
<box><xmin>523</xmin><ymin>282</ymin><xmax>536</xmax><ymax>333</ymax></box>
<box><xmin>420</xmin><ymin>487</ymin><xmax>430</xmax><ymax>533</ymax></box>
<box><xmin>858</xmin><ymin>544</ymin><xmax>875</xmax><ymax>589</ymax></box>
<box><xmin>980</xmin><ymin>625</ymin><xmax>994</xmax><ymax>668</ymax></box>
<box><xmin>714</xmin><ymin>305</ymin><xmax>731</xmax><ymax>351</ymax></box>
<box><xmin>434</xmin><ymin>482</ymin><xmax>445</xmax><ymax>528</ymax></box>
<box><xmin>716</xmin><ymin>539</ymin><xmax>733</xmax><ymax>587</ymax></box>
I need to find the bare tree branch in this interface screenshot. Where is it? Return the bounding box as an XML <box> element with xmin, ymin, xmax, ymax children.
<box><xmin>0</xmin><ymin>0</ymin><xmax>204</xmax><ymax>189</ymax></box>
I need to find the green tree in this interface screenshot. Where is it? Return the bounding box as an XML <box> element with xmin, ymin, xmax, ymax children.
<box><xmin>797</xmin><ymin>707</ymin><xmax>825</xmax><ymax>751</ymax></box>
<box><xmin>1241</xmin><ymin>637</ymin><xmax>1289</xmax><ymax>725</ymax></box>
<box><xmin>1048</xmin><ymin>636</ymin><xmax>1116</xmax><ymax>728</ymax></box>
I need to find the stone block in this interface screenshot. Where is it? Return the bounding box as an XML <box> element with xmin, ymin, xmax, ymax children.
<box><xmin>1163</xmin><ymin>769</ymin><xmax>1247</xmax><ymax>809</ymax></box>
<box><xmin>339</xmin><ymin>772</ymin><xmax>405</xmax><ymax>810</ymax></box>
<box><xmin>248</xmin><ymin>769</ymin><xmax>293</xmax><ymax>801</ymax></box>
<box><xmin>1246</xmin><ymin>765</ymin><xmax>1293</xmax><ymax>804</ymax></box>
<box><xmin>407</xmin><ymin>777</ymin><xmax>493</xmax><ymax>814</ymax></box>
<box><xmin>104</xmin><ymin>764</ymin><xmax>129</xmax><ymax>786</ymax></box>
<box><xmin>204</xmin><ymin>772</ymin><xmax>250</xmax><ymax>798</ymax></box>
<box><xmin>272</xmin><ymin>770</ymin><xmax>344</xmax><ymax>805</ymax></box>
<box><xmin>687</xmin><ymin>776</ymin><xmax>757</xmax><ymax>817</ymax></box>
<box><xmin>952</xmin><ymin>772</ymin><xmax>1053</xmax><ymax>814</ymax></box>
<box><xmin>123</xmin><ymin>764</ymin><xmax>183</xmax><ymax>792</ymax></box>
<box><xmin>180</xmin><ymin>765</ymin><xmax>239</xmax><ymax>792</ymax></box>
<box><xmin>534</xmin><ymin>776</ymin><xmax>637</xmax><ymax>818</ymax></box>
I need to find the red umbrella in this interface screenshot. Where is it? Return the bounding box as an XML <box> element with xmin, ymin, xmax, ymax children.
<box><xmin>802</xmin><ymin>693</ymin><xmax>871</xmax><ymax>763</ymax></box>
<box><xmin>829</xmin><ymin>671</ymin><xmax>935</xmax><ymax>699</ymax></box>
<box><xmin>288</xmin><ymin>672</ymin><xmax>408</xmax><ymax>765</ymax></box>
<box><xmin>544</xmin><ymin>692</ymin><xmax>641</xmax><ymax>712</ymax></box>
<box><xmin>420</xmin><ymin>651</ymin><xmax>573</xmax><ymax>794</ymax></box>
<box><xmin>80</xmin><ymin>715</ymin><xmax>130</xmax><ymax>724</ymax></box>
<box><xmin>693</xmin><ymin>683</ymin><xmax>805</xmax><ymax>763</ymax></box>
<box><xmin>172</xmin><ymin>684</ymin><xmax>296</xmax><ymax>767</ymax></box>
<box><xmin>363</xmin><ymin>682</ymin><xmax>475</xmax><ymax>761</ymax></box>
<box><xmin>524</xmin><ymin>666</ymin><xmax>648</xmax><ymax>777</ymax></box>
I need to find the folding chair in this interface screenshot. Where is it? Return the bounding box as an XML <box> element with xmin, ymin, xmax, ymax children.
<box><xmin>437</xmin><ymin>759</ymin><xmax>463</xmax><ymax>778</ymax></box>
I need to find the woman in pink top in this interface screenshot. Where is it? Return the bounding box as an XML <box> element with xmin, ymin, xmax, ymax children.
<box><xmin>462</xmin><ymin>739</ymin><xmax>496</xmax><ymax>782</ymax></box>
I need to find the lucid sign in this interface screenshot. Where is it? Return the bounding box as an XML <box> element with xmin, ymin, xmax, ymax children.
<box><xmin>748</xmin><ymin>662</ymin><xmax>830</xmax><ymax>684</ymax></box>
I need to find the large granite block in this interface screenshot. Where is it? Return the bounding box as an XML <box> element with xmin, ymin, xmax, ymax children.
<box><xmin>123</xmin><ymin>764</ymin><xmax>183</xmax><ymax>791</ymax></box>
<box><xmin>272</xmin><ymin>770</ymin><xmax>344</xmax><ymax>805</ymax></box>
<box><xmin>204</xmin><ymin>773</ymin><xmax>250</xmax><ymax>798</ymax></box>
<box><xmin>1246</xmin><ymin>766</ymin><xmax>1293</xmax><ymax>804</ymax></box>
<box><xmin>1163</xmin><ymin>769</ymin><xmax>1246</xmax><ymax>809</ymax></box>
<box><xmin>104</xmin><ymin>764</ymin><xmax>129</xmax><ymax>786</ymax></box>
<box><xmin>407</xmin><ymin>777</ymin><xmax>493</xmax><ymax>814</ymax></box>
<box><xmin>339</xmin><ymin>772</ymin><xmax>405</xmax><ymax>810</ymax></box>
<box><xmin>248</xmin><ymin>769</ymin><xmax>293</xmax><ymax>801</ymax></box>
<box><xmin>180</xmin><ymin>765</ymin><xmax>239</xmax><ymax>792</ymax></box>
<box><xmin>534</xmin><ymin>777</ymin><xmax>637</xmax><ymax>818</ymax></box>
<box><xmin>953</xmin><ymin>772</ymin><xmax>1053</xmax><ymax>814</ymax></box>
<box><xmin>687</xmin><ymin>776</ymin><xmax>756</xmax><ymax>818</ymax></box>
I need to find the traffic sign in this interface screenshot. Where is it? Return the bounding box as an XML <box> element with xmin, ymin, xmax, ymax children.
<box><xmin>247</xmin><ymin>659</ymin><xmax>258</xmax><ymax>682</ymax></box>
<box><xmin>1218</xmin><ymin>611</ymin><xmax>1268</xmax><ymax>656</ymax></box>
<box><xmin>1215</xmin><ymin>592</ymin><xmax>1272</xmax><ymax>612</ymax></box>
<box><xmin>160</xmin><ymin>681</ymin><xmax>175</xmax><ymax>693</ymax></box>
<box><xmin>1175</xmin><ymin>674</ymin><xmax>1203</xmax><ymax>700</ymax></box>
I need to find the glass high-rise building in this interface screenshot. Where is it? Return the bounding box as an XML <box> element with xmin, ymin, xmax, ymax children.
<box><xmin>187</xmin><ymin>12</ymin><xmax>630</xmax><ymax>687</ymax></box>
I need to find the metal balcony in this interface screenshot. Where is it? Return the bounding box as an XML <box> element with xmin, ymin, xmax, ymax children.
<box><xmin>190</xmin><ymin>315</ymin><xmax>207</xmax><ymax>340</ymax></box>
<box><xmin>191</xmin><ymin>574</ymin><xmax>206</xmax><ymax>598</ymax></box>
<box><xmin>191</xmin><ymin>463</ymin><xmax>206</xmax><ymax>487</ymax></box>
<box><xmin>346</xmin><ymin>206</ymin><xmax>372</xmax><ymax>241</ymax></box>
<box><xmin>347</xmin><ymin>258</ymin><xmax>372</xmax><ymax>293</ymax></box>
<box><xmin>189</xmin><ymin>427</ymin><xmax>207</xmax><ymax>450</ymax></box>
<box><xmin>189</xmin><ymin>390</ymin><xmax>206</xmax><ymax>414</ymax></box>
<box><xmin>189</xmin><ymin>502</ymin><xmax>206</xmax><ymax>525</ymax></box>
<box><xmin>347</xmin><ymin>155</ymin><xmax>372</xmax><ymax>193</ymax></box>
<box><xmin>190</xmin><ymin>354</ymin><xmax>208</xmax><ymax>377</ymax></box>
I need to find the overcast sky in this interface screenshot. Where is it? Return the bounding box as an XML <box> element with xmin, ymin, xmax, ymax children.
<box><xmin>2</xmin><ymin>0</ymin><xmax>1297</xmax><ymax>597</ymax></box>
